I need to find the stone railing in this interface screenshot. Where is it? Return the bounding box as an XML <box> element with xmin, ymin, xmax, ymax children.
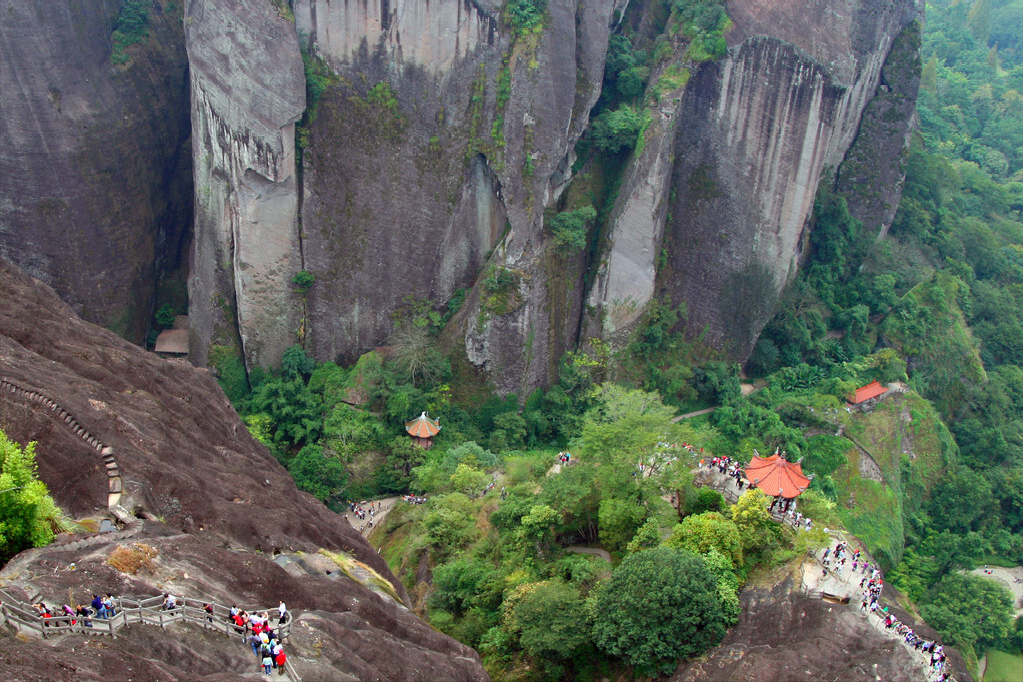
<box><xmin>0</xmin><ymin>589</ymin><xmax>300</xmax><ymax>680</ymax></box>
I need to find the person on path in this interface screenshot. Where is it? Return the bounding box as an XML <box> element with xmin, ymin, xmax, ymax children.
<box><xmin>275</xmin><ymin>649</ymin><xmax>287</xmax><ymax>675</ymax></box>
<box><xmin>92</xmin><ymin>594</ymin><xmax>106</xmax><ymax>619</ymax></box>
<box><xmin>103</xmin><ymin>594</ymin><xmax>116</xmax><ymax>617</ymax></box>
<box><xmin>248</xmin><ymin>633</ymin><xmax>262</xmax><ymax>658</ymax></box>
<box><xmin>278</xmin><ymin>601</ymin><xmax>287</xmax><ymax>624</ymax></box>
<box><xmin>262</xmin><ymin>654</ymin><xmax>273</xmax><ymax>675</ymax></box>
<box><xmin>163</xmin><ymin>593</ymin><xmax>176</xmax><ymax>610</ymax></box>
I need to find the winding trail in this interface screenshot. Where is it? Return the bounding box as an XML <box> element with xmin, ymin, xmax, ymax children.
<box><xmin>344</xmin><ymin>496</ymin><xmax>399</xmax><ymax>537</ymax></box>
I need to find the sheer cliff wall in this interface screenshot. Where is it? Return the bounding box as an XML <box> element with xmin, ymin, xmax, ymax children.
<box><xmin>0</xmin><ymin>0</ymin><xmax>192</xmax><ymax>343</ymax></box>
<box><xmin>185</xmin><ymin>0</ymin><xmax>306</xmax><ymax>369</ymax></box>
<box><xmin>293</xmin><ymin>0</ymin><xmax>624</xmax><ymax>393</ymax></box>
<box><xmin>587</xmin><ymin>0</ymin><xmax>923</xmax><ymax>359</ymax></box>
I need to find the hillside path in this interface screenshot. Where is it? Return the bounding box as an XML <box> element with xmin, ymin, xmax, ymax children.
<box><xmin>344</xmin><ymin>496</ymin><xmax>399</xmax><ymax>537</ymax></box>
<box><xmin>565</xmin><ymin>546</ymin><xmax>611</xmax><ymax>562</ymax></box>
<box><xmin>671</xmin><ymin>383</ymin><xmax>759</xmax><ymax>422</ymax></box>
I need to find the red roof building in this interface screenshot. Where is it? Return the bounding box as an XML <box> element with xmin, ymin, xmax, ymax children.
<box><xmin>744</xmin><ymin>453</ymin><xmax>811</xmax><ymax>499</ymax></box>
<box><xmin>848</xmin><ymin>380</ymin><xmax>887</xmax><ymax>405</ymax></box>
<box><xmin>405</xmin><ymin>412</ymin><xmax>441</xmax><ymax>449</ymax></box>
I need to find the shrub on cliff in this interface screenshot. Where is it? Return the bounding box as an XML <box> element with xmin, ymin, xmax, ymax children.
<box><xmin>0</xmin><ymin>431</ymin><xmax>64</xmax><ymax>566</ymax></box>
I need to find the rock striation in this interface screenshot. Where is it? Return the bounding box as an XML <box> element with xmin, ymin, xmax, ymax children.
<box><xmin>294</xmin><ymin>0</ymin><xmax>623</xmax><ymax>393</ymax></box>
<box><xmin>0</xmin><ymin>0</ymin><xmax>192</xmax><ymax>343</ymax></box>
<box><xmin>0</xmin><ymin>257</ymin><xmax>488</xmax><ymax>681</ymax></box>
<box><xmin>185</xmin><ymin>0</ymin><xmax>306</xmax><ymax>370</ymax></box>
<box><xmin>589</xmin><ymin>0</ymin><xmax>923</xmax><ymax>359</ymax></box>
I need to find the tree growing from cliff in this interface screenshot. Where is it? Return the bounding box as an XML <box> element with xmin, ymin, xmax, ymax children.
<box><xmin>549</xmin><ymin>206</ymin><xmax>597</xmax><ymax>253</ymax></box>
<box><xmin>0</xmin><ymin>431</ymin><xmax>63</xmax><ymax>565</ymax></box>
<box><xmin>592</xmin><ymin>546</ymin><xmax>725</xmax><ymax>675</ymax></box>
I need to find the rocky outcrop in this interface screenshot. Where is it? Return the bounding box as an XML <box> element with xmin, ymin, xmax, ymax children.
<box><xmin>589</xmin><ymin>0</ymin><xmax>922</xmax><ymax>359</ymax></box>
<box><xmin>673</xmin><ymin>573</ymin><xmax>973</xmax><ymax>682</ymax></box>
<box><xmin>0</xmin><ymin>0</ymin><xmax>192</xmax><ymax>343</ymax></box>
<box><xmin>294</xmin><ymin>0</ymin><xmax>622</xmax><ymax>392</ymax></box>
<box><xmin>0</xmin><ymin>257</ymin><xmax>488</xmax><ymax>681</ymax></box>
<box><xmin>185</xmin><ymin>0</ymin><xmax>306</xmax><ymax>370</ymax></box>
<box><xmin>836</xmin><ymin>20</ymin><xmax>922</xmax><ymax>240</ymax></box>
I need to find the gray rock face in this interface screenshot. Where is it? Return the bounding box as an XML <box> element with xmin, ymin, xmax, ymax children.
<box><xmin>295</xmin><ymin>0</ymin><xmax>622</xmax><ymax>392</ymax></box>
<box><xmin>0</xmin><ymin>0</ymin><xmax>192</xmax><ymax>343</ymax></box>
<box><xmin>185</xmin><ymin>0</ymin><xmax>306</xmax><ymax>370</ymax></box>
<box><xmin>836</xmin><ymin>20</ymin><xmax>922</xmax><ymax>240</ymax></box>
<box><xmin>661</xmin><ymin>0</ymin><xmax>922</xmax><ymax>358</ymax></box>
<box><xmin>589</xmin><ymin>0</ymin><xmax>922</xmax><ymax>359</ymax></box>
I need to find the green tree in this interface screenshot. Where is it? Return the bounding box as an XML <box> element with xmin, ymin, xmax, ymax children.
<box><xmin>506</xmin><ymin>580</ymin><xmax>592</xmax><ymax>671</ymax></box>
<box><xmin>430</xmin><ymin>558</ymin><xmax>502</xmax><ymax>615</ymax></box>
<box><xmin>287</xmin><ymin>444</ymin><xmax>348</xmax><ymax>504</ymax></box>
<box><xmin>450</xmin><ymin>463</ymin><xmax>491</xmax><ymax>498</ymax></box>
<box><xmin>920</xmin><ymin>573</ymin><xmax>1013</xmax><ymax>657</ymax></box>
<box><xmin>666</xmin><ymin>511</ymin><xmax>743</xmax><ymax>568</ymax></box>
<box><xmin>549</xmin><ymin>206</ymin><xmax>598</xmax><ymax>253</ymax></box>
<box><xmin>731</xmin><ymin>488</ymin><xmax>774</xmax><ymax>549</ymax></box>
<box><xmin>442</xmin><ymin>441</ymin><xmax>497</xmax><ymax>473</ymax></box>
<box><xmin>520</xmin><ymin>504</ymin><xmax>559</xmax><ymax>559</ymax></box>
<box><xmin>592</xmin><ymin>546</ymin><xmax>726</xmax><ymax>675</ymax></box>
<box><xmin>591</xmin><ymin>105</ymin><xmax>647</xmax><ymax>154</ymax></box>
<box><xmin>0</xmin><ymin>433</ymin><xmax>63</xmax><ymax>565</ymax></box>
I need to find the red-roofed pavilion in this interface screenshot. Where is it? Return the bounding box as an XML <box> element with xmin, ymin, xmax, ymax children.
<box><xmin>848</xmin><ymin>380</ymin><xmax>887</xmax><ymax>405</ymax></box>
<box><xmin>744</xmin><ymin>452</ymin><xmax>811</xmax><ymax>500</ymax></box>
<box><xmin>405</xmin><ymin>412</ymin><xmax>441</xmax><ymax>449</ymax></box>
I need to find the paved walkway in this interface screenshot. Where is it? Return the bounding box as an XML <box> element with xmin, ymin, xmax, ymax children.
<box><xmin>343</xmin><ymin>496</ymin><xmax>399</xmax><ymax>537</ymax></box>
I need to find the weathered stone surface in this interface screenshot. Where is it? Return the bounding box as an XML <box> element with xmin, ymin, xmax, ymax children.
<box><xmin>0</xmin><ymin>257</ymin><xmax>488</xmax><ymax>681</ymax></box>
<box><xmin>660</xmin><ymin>0</ymin><xmax>922</xmax><ymax>358</ymax></box>
<box><xmin>295</xmin><ymin>0</ymin><xmax>622</xmax><ymax>393</ymax></box>
<box><xmin>589</xmin><ymin>0</ymin><xmax>922</xmax><ymax>358</ymax></box>
<box><xmin>673</xmin><ymin>574</ymin><xmax>974</xmax><ymax>682</ymax></box>
<box><xmin>836</xmin><ymin>20</ymin><xmax>922</xmax><ymax>240</ymax></box>
<box><xmin>295</xmin><ymin>0</ymin><xmax>497</xmax><ymax>75</ymax></box>
<box><xmin>185</xmin><ymin>0</ymin><xmax>306</xmax><ymax>370</ymax></box>
<box><xmin>0</xmin><ymin>0</ymin><xmax>192</xmax><ymax>343</ymax></box>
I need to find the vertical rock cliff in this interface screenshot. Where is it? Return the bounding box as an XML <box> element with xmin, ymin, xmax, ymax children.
<box><xmin>0</xmin><ymin>0</ymin><xmax>191</xmax><ymax>343</ymax></box>
<box><xmin>185</xmin><ymin>0</ymin><xmax>306</xmax><ymax>369</ymax></box>
<box><xmin>294</xmin><ymin>0</ymin><xmax>622</xmax><ymax>393</ymax></box>
<box><xmin>588</xmin><ymin>0</ymin><xmax>923</xmax><ymax>359</ymax></box>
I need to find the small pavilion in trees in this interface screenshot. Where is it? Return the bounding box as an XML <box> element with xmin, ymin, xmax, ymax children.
<box><xmin>744</xmin><ymin>451</ymin><xmax>812</xmax><ymax>512</ymax></box>
<box><xmin>405</xmin><ymin>412</ymin><xmax>441</xmax><ymax>449</ymax></box>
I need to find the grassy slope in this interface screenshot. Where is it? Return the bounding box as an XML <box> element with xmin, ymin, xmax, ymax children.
<box><xmin>832</xmin><ymin>391</ymin><xmax>955</xmax><ymax>567</ymax></box>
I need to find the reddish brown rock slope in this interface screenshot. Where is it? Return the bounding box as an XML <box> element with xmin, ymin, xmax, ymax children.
<box><xmin>0</xmin><ymin>258</ymin><xmax>487</xmax><ymax>682</ymax></box>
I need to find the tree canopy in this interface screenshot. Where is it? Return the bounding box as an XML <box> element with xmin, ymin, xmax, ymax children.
<box><xmin>592</xmin><ymin>546</ymin><xmax>726</xmax><ymax>675</ymax></box>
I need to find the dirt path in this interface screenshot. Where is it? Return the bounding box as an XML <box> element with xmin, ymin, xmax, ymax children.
<box><xmin>566</xmin><ymin>546</ymin><xmax>611</xmax><ymax>562</ymax></box>
<box><xmin>671</xmin><ymin>384</ymin><xmax>759</xmax><ymax>422</ymax></box>
<box><xmin>344</xmin><ymin>496</ymin><xmax>399</xmax><ymax>537</ymax></box>
<box><xmin>672</xmin><ymin>406</ymin><xmax>717</xmax><ymax>421</ymax></box>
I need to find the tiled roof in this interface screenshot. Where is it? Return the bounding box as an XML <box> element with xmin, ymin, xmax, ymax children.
<box><xmin>849</xmin><ymin>380</ymin><xmax>887</xmax><ymax>404</ymax></box>
<box><xmin>745</xmin><ymin>453</ymin><xmax>811</xmax><ymax>498</ymax></box>
<box><xmin>405</xmin><ymin>412</ymin><xmax>441</xmax><ymax>438</ymax></box>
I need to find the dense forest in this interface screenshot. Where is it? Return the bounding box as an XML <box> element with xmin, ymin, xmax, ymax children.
<box><xmin>196</xmin><ymin>0</ymin><xmax>1023</xmax><ymax>678</ymax></box>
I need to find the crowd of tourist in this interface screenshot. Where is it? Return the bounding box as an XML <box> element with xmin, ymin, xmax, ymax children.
<box><xmin>27</xmin><ymin>592</ymin><xmax>292</xmax><ymax>676</ymax></box>
<box><xmin>401</xmin><ymin>494</ymin><xmax>427</xmax><ymax>504</ymax></box>
<box><xmin>812</xmin><ymin>537</ymin><xmax>954</xmax><ymax>682</ymax></box>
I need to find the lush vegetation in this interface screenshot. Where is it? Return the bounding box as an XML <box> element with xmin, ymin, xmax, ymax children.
<box><xmin>0</xmin><ymin>430</ymin><xmax>65</xmax><ymax>565</ymax></box>
<box><xmin>202</xmin><ymin>0</ymin><xmax>1023</xmax><ymax>676</ymax></box>
<box><xmin>110</xmin><ymin>0</ymin><xmax>151</xmax><ymax>65</ymax></box>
